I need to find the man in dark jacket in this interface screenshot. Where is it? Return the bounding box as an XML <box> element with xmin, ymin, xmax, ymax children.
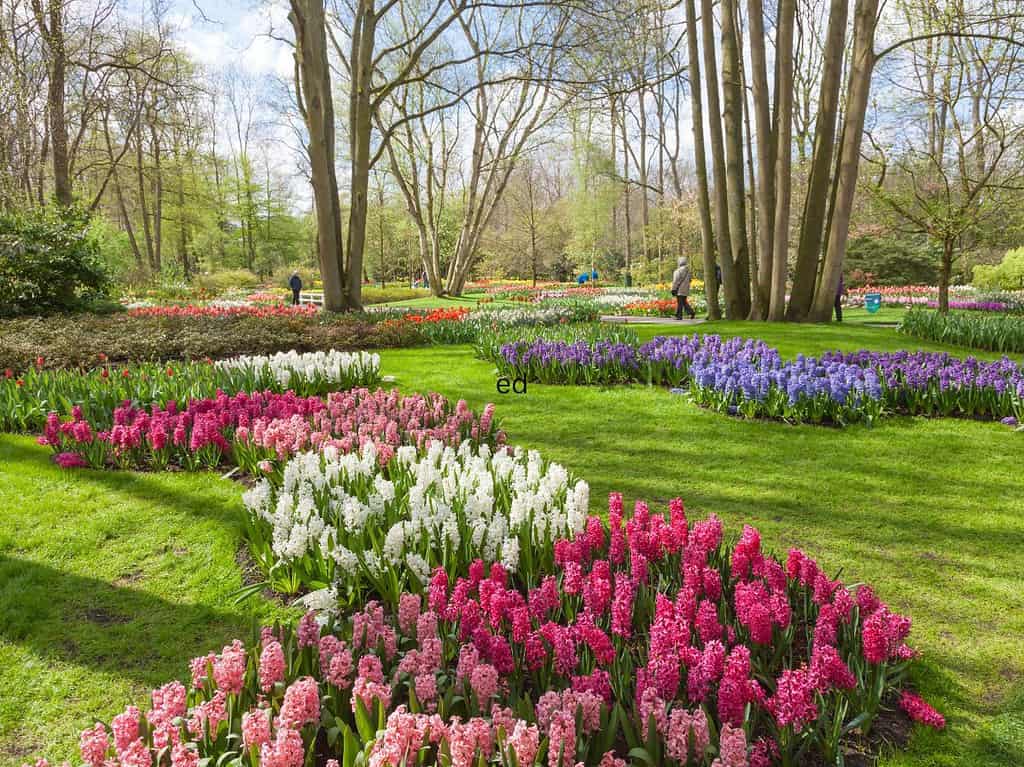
<box><xmin>289</xmin><ymin>271</ymin><xmax>303</xmax><ymax>305</ymax></box>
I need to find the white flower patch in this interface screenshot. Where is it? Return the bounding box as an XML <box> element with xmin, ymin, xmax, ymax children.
<box><xmin>216</xmin><ymin>349</ymin><xmax>381</xmax><ymax>392</ymax></box>
<box><xmin>243</xmin><ymin>439</ymin><xmax>589</xmax><ymax>594</ymax></box>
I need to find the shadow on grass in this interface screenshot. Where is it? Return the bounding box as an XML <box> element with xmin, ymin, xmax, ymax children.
<box><xmin>0</xmin><ymin>553</ymin><xmax>255</xmax><ymax>688</ymax></box>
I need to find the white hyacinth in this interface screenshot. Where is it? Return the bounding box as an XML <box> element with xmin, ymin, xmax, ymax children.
<box><xmin>216</xmin><ymin>349</ymin><xmax>380</xmax><ymax>391</ymax></box>
<box><xmin>243</xmin><ymin>439</ymin><xmax>589</xmax><ymax>596</ymax></box>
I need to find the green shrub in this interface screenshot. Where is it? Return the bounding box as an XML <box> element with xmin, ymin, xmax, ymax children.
<box><xmin>973</xmin><ymin>248</ymin><xmax>1024</xmax><ymax>291</ymax></box>
<box><xmin>360</xmin><ymin>286</ymin><xmax>432</xmax><ymax>304</ymax></box>
<box><xmin>899</xmin><ymin>306</ymin><xmax>1024</xmax><ymax>353</ymax></box>
<box><xmin>0</xmin><ymin>205</ymin><xmax>110</xmax><ymax>316</ymax></box>
<box><xmin>193</xmin><ymin>268</ymin><xmax>262</xmax><ymax>294</ymax></box>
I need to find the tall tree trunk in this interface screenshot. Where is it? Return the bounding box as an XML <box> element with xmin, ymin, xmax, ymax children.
<box><xmin>345</xmin><ymin>0</ymin><xmax>379</xmax><ymax>311</ymax></box>
<box><xmin>685</xmin><ymin>0</ymin><xmax>720</xmax><ymax>318</ymax></box>
<box><xmin>810</xmin><ymin>0</ymin><xmax>878</xmax><ymax>321</ymax></box>
<box><xmin>720</xmin><ymin>0</ymin><xmax>751</xmax><ymax>317</ymax></box>
<box><xmin>31</xmin><ymin>0</ymin><xmax>72</xmax><ymax>206</ymax></box>
<box><xmin>938</xmin><ymin>238</ymin><xmax>953</xmax><ymax>313</ymax></box>
<box><xmin>787</xmin><ymin>0</ymin><xmax>849</xmax><ymax>321</ymax></box>
<box><xmin>289</xmin><ymin>0</ymin><xmax>348</xmax><ymax>311</ymax></box>
<box><xmin>747</xmin><ymin>0</ymin><xmax>775</xmax><ymax>320</ymax></box>
<box><xmin>151</xmin><ymin>125</ymin><xmax>163</xmax><ymax>273</ymax></box>
<box><xmin>135</xmin><ymin>131</ymin><xmax>156</xmax><ymax>271</ymax></box>
<box><xmin>769</xmin><ymin>0</ymin><xmax>795</xmax><ymax>320</ymax></box>
<box><xmin>700</xmin><ymin>0</ymin><xmax>736</xmax><ymax>317</ymax></box>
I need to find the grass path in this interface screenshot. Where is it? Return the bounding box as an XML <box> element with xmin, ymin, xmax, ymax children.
<box><xmin>0</xmin><ymin>319</ymin><xmax>1021</xmax><ymax>766</ymax></box>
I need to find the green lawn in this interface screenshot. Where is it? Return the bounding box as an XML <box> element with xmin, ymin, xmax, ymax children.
<box><xmin>0</xmin><ymin>439</ymin><xmax>293</xmax><ymax>766</ymax></box>
<box><xmin>1</xmin><ymin>320</ymin><xmax>1022</xmax><ymax>766</ymax></box>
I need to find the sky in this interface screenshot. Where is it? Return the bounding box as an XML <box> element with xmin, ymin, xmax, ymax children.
<box><xmin>169</xmin><ymin>0</ymin><xmax>293</xmax><ymax>80</ymax></box>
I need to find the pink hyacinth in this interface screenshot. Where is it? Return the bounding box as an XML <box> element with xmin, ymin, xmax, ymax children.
<box><xmin>170</xmin><ymin>744</ymin><xmax>199</xmax><ymax>767</ymax></box>
<box><xmin>448</xmin><ymin>717</ymin><xmax>494</xmax><ymax>767</ymax></box>
<box><xmin>469</xmin><ymin>663</ymin><xmax>499</xmax><ymax>704</ymax></box>
<box><xmin>296</xmin><ymin>611</ymin><xmax>321</xmax><ymax>647</ymax></box>
<box><xmin>398</xmin><ymin>593</ymin><xmax>422</xmax><ymax>635</ymax></box>
<box><xmin>769</xmin><ymin>668</ymin><xmax>818</xmax><ymax>731</ymax></box>
<box><xmin>78</xmin><ymin>723</ymin><xmax>109</xmax><ymax>767</ymax></box>
<box><xmin>260</xmin><ymin>727</ymin><xmax>305</xmax><ymax>767</ymax></box>
<box><xmin>862</xmin><ymin>607</ymin><xmax>912</xmax><ymax>664</ymax></box>
<box><xmin>899</xmin><ymin>691</ymin><xmax>946</xmax><ymax>729</ymax></box>
<box><xmin>279</xmin><ymin>677</ymin><xmax>320</xmax><ymax>728</ymax></box>
<box><xmin>352</xmin><ymin>677</ymin><xmax>392</xmax><ymax>714</ymax></box>
<box><xmin>110</xmin><ymin>706</ymin><xmax>140</xmax><ymax>754</ymax></box>
<box><xmin>327</xmin><ymin>647</ymin><xmax>354</xmax><ymax>689</ymax></box>
<box><xmin>213</xmin><ymin>640</ymin><xmax>247</xmax><ymax>695</ymax></box>
<box><xmin>242</xmin><ymin>708</ymin><xmax>272</xmax><ymax>749</ymax></box>
<box><xmin>259</xmin><ymin>640</ymin><xmax>286</xmax><ymax>692</ymax></box>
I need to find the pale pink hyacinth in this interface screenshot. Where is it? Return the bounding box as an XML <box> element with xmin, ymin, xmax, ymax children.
<box><xmin>448</xmin><ymin>717</ymin><xmax>494</xmax><ymax>767</ymax></box>
<box><xmin>505</xmin><ymin>720</ymin><xmax>540</xmax><ymax>767</ymax></box>
<box><xmin>469</xmin><ymin>662</ymin><xmax>499</xmax><ymax>704</ymax></box>
<box><xmin>242</xmin><ymin>708</ymin><xmax>272</xmax><ymax>750</ymax></box>
<box><xmin>352</xmin><ymin>676</ymin><xmax>392</xmax><ymax>714</ymax></box>
<box><xmin>598</xmin><ymin>753</ymin><xmax>627</xmax><ymax>767</ymax></box>
<box><xmin>712</xmin><ymin>723</ymin><xmax>749</xmax><ymax>767</ymax></box>
<box><xmin>398</xmin><ymin>593</ymin><xmax>421</xmax><ymax>635</ymax></box>
<box><xmin>327</xmin><ymin>647</ymin><xmax>355</xmax><ymax>688</ymax></box>
<box><xmin>546</xmin><ymin>710</ymin><xmax>576</xmax><ymax>767</ymax></box>
<box><xmin>664</xmin><ymin>707</ymin><xmax>711</xmax><ymax>764</ymax></box>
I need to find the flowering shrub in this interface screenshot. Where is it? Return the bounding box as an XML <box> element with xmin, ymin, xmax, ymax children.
<box><xmin>215</xmin><ymin>350</ymin><xmax>381</xmax><ymax>396</ymax></box>
<box><xmin>29</xmin><ymin>496</ymin><xmax>943</xmax><ymax>767</ymax></box>
<box><xmin>496</xmin><ymin>334</ymin><xmax>1023</xmax><ymax>425</ymax></box>
<box><xmin>241</xmin><ymin>439</ymin><xmax>587</xmax><ymax>603</ymax></box>
<box><xmin>38</xmin><ymin>389</ymin><xmax>503</xmax><ymax>473</ymax></box>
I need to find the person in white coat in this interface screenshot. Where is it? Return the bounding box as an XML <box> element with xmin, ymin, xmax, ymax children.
<box><xmin>671</xmin><ymin>257</ymin><xmax>696</xmax><ymax>319</ymax></box>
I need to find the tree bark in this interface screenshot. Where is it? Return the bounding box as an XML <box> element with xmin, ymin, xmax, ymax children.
<box><xmin>700</xmin><ymin>0</ymin><xmax>736</xmax><ymax>317</ymax></box>
<box><xmin>810</xmin><ymin>0</ymin><xmax>878</xmax><ymax>321</ymax></box>
<box><xmin>769</xmin><ymin>0</ymin><xmax>796</xmax><ymax>320</ymax></box>
<box><xmin>30</xmin><ymin>0</ymin><xmax>72</xmax><ymax>206</ymax></box>
<box><xmin>685</xmin><ymin>0</ymin><xmax>720</xmax><ymax>318</ymax></box>
<box><xmin>787</xmin><ymin>0</ymin><xmax>849</xmax><ymax>321</ymax></box>
<box><xmin>289</xmin><ymin>0</ymin><xmax>348</xmax><ymax>311</ymax></box>
<box><xmin>746</xmin><ymin>0</ymin><xmax>775</xmax><ymax>320</ymax></box>
<box><xmin>720</xmin><ymin>0</ymin><xmax>751</xmax><ymax>317</ymax></box>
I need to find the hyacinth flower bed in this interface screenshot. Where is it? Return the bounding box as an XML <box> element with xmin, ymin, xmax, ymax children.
<box><xmin>31</xmin><ymin>495</ymin><xmax>944</xmax><ymax>767</ymax></box>
<box><xmin>38</xmin><ymin>388</ymin><xmax>503</xmax><ymax>472</ymax></box>
<box><xmin>241</xmin><ymin>440</ymin><xmax>588</xmax><ymax>602</ymax></box>
<box><xmin>379</xmin><ymin>306</ymin><xmax>602</xmax><ymax>346</ymax></box>
<box><xmin>495</xmin><ymin>334</ymin><xmax>1024</xmax><ymax>425</ymax></box>
<box><xmin>899</xmin><ymin>306</ymin><xmax>1024</xmax><ymax>354</ymax></box>
<box><xmin>0</xmin><ymin>351</ymin><xmax>381</xmax><ymax>432</ymax></box>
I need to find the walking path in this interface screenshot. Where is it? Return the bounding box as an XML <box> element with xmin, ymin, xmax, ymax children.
<box><xmin>601</xmin><ymin>315</ymin><xmax>707</xmax><ymax>325</ymax></box>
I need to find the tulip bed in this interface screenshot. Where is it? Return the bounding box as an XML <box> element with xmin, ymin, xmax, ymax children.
<box><xmin>30</xmin><ymin>493</ymin><xmax>945</xmax><ymax>767</ymax></box>
<box><xmin>494</xmin><ymin>334</ymin><xmax>1024</xmax><ymax>426</ymax></box>
<box><xmin>1</xmin><ymin>351</ymin><xmax>381</xmax><ymax>433</ymax></box>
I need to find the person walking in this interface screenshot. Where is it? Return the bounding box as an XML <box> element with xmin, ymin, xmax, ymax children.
<box><xmin>289</xmin><ymin>271</ymin><xmax>303</xmax><ymax>306</ymax></box>
<box><xmin>834</xmin><ymin>273</ymin><xmax>846</xmax><ymax>322</ymax></box>
<box><xmin>671</xmin><ymin>256</ymin><xmax>696</xmax><ymax>320</ymax></box>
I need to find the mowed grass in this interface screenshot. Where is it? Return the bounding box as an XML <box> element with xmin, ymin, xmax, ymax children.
<box><xmin>0</xmin><ymin>438</ymin><xmax>293</xmax><ymax>766</ymax></box>
<box><xmin>0</xmin><ymin>318</ymin><xmax>1021</xmax><ymax>765</ymax></box>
